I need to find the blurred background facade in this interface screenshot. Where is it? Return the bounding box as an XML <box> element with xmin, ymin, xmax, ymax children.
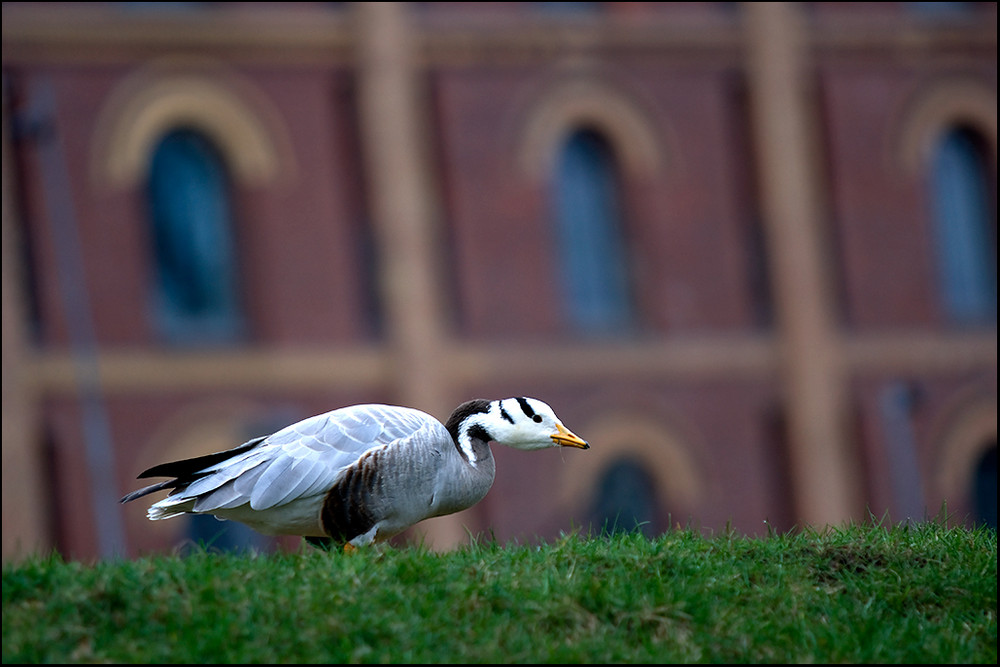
<box><xmin>2</xmin><ymin>1</ymin><xmax>996</xmax><ymax>561</ymax></box>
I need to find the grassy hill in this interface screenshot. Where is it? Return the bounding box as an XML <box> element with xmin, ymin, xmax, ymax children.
<box><xmin>3</xmin><ymin>521</ymin><xmax>996</xmax><ymax>663</ymax></box>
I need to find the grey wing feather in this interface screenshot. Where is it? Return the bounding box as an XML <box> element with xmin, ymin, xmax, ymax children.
<box><xmin>268</xmin><ymin>457</ymin><xmax>331</xmax><ymax>506</ymax></box>
<box><xmin>193</xmin><ymin>480</ymin><xmax>243</xmax><ymax>512</ymax></box>
<box><xmin>231</xmin><ymin>460</ymin><xmax>271</xmax><ymax>497</ymax></box>
<box><xmin>249</xmin><ymin>455</ymin><xmax>299</xmax><ymax>509</ymax></box>
<box><xmin>182</xmin><ymin>456</ymin><xmax>266</xmax><ymax>498</ymax></box>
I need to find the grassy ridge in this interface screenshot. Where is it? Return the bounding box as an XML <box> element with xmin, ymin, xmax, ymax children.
<box><xmin>3</xmin><ymin>522</ymin><xmax>996</xmax><ymax>663</ymax></box>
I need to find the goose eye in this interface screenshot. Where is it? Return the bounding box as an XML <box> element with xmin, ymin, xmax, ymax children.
<box><xmin>533</xmin><ymin>415</ymin><xmax>542</xmax><ymax>423</ymax></box>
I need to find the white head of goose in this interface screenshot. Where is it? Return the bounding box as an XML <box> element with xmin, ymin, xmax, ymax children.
<box><xmin>121</xmin><ymin>397</ymin><xmax>588</xmax><ymax>550</ymax></box>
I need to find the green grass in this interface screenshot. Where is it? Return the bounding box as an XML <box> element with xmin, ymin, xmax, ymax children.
<box><xmin>3</xmin><ymin>522</ymin><xmax>996</xmax><ymax>663</ymax></box>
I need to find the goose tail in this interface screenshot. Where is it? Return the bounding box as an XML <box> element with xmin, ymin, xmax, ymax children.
<box><xmin>120</xmin><ymin>436</ymin><xmax>268</xmax><ymax>516</ymax></box>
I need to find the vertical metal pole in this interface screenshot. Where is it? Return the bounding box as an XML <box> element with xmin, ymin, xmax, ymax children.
<box><xmin>2</xmin><ymin>74</ymin><xmax>51</xmax><ymax>561</ymax></box>
<box><xmin>27</xmin><ymin>78</ymin><xmax>127</xmax><ymax>558</ymax></box>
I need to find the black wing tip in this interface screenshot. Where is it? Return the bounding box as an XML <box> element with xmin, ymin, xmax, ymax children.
<box><xmin>123</xmin><ymin>437</ymin><xmax>268</xmax><ymax>504</ymax></box>
<box><xmin>120</xmin><ymin>479</ymin><xmax>176</xmax><ymax>504</ymax></box>
<box><xmin>135</xmin><ymin>436</ymin><xmax>267</xmax><ymax>480</ymax></box>
<box><xmin>136</xmin><ymin>461</ymin><xmax>181</xmax><ymax>479</ymax></box>
<box><xmin>119</xmin><ymin>489</ymin><xmax>143</xmax><ymax>504</ymax></box>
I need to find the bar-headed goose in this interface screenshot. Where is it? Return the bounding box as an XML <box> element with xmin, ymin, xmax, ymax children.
<box><xmin>122</xmin><ymin>397</ymin><xmax>588</xmax><ymax>549</ymax></box>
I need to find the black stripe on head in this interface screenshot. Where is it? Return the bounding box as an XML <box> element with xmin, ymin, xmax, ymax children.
<box><xmin>500</xmin><ymin>404</ymin><xmax>514</xmax><ymax>424</ymax></box>
<box><xmin>516</xmin><ymin>397</ymin><xmax>543</xmax><ymax>423</ymax></box>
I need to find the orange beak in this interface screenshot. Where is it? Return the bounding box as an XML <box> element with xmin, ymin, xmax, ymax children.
<box><xmin>550</xmin><ymin>422</ymin><xmax>589</xmax><ymax>449</ymax></box>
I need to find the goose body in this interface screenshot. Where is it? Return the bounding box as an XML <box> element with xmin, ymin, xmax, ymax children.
<box><xmin>122</xmin><ymin>398</ymin><xmax>588</xmax><ymax>548</ymax></box>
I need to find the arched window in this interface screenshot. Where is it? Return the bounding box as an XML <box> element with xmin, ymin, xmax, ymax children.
<box><xmin>972</xmin><ymin>443</ymin><xmax>996</xmax><ymax>530</ymax></box>
<box><xmin>147</xmin><ymin>128</ymin><xmax>245</xmax><ymax>344</ymax></box>
<box><xmin>588</xmin><ymin>457</ymin><xmax>659</xmax><ymax>537</ymax></box>
<box><xmin>551</xmin><ymin>128</ymin><xmax>635</xmax><ymax>335</ymax></box>
<box><xmin>929</xmin><ymin>126</ymin><xmax>997</xmax><ymax>327</ymax></box>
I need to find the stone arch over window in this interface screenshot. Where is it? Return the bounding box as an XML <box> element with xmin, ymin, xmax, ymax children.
<box><xmin>557</xmin><ymin>412</ymin><xmax>704</xmax><ymax>534</ymax></box>
<box><xmin>894</xmin><ymin>79</ymin><xmax>997</xmax><ymax>326</ymax></box>
<box><xmin>894</xmin><ymin>78</ymin><xmax>997</xmax><ymax>176</ymax></box>
<box><xmin>91</xmin><ymin>62</ymin><xmax>296</xmax><ymax>190</ymax></box>
<box><xmin>931</xmin><ymin>392</ymin><xmax>997</xmax><ymax>528</ymax></box>
<box><xmin>515</xmin><ymin>76</ymin><xmax>668</xmax><ymax>181</ymax></box>
<box><xmin>514</xmin><ymin>75</ymin><xmax>668</xmax><ymax>335</ymax></box>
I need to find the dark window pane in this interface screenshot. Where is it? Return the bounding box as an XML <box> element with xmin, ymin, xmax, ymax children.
<box><xmin>147</xmin><ymin>128</ymin><xmax>245</xmax><ymax>344</ymax></box>
<box><xmin>552</xmin><ymin>128</ymin><xmax>635</xmax><ymax>335</ymax></box>
<box><xmin>929</xmin><ymin>127</ymin><xmax>997</xmax><ymax>326</ymax></box>
<box><xmin>972</xmin><ymin>444</ymin><xmax>996</xmax><ymax>530</ymax></box>
<box><xmin>589</xmin><ymin>458</ymin><xmax>659</xmax><ymax>537</ymax></box>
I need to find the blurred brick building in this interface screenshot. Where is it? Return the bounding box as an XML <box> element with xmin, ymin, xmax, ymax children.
<box><xmin>2</xmin><ymin>2</ymin><xmax>995</xmax><ymax>560</ymax></box>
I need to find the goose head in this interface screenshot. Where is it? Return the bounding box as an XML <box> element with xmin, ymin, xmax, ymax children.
<box><xmin>448</xmin><ymin>397</ymin><xmax>589</xmax><ymax>456</ymax></box>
